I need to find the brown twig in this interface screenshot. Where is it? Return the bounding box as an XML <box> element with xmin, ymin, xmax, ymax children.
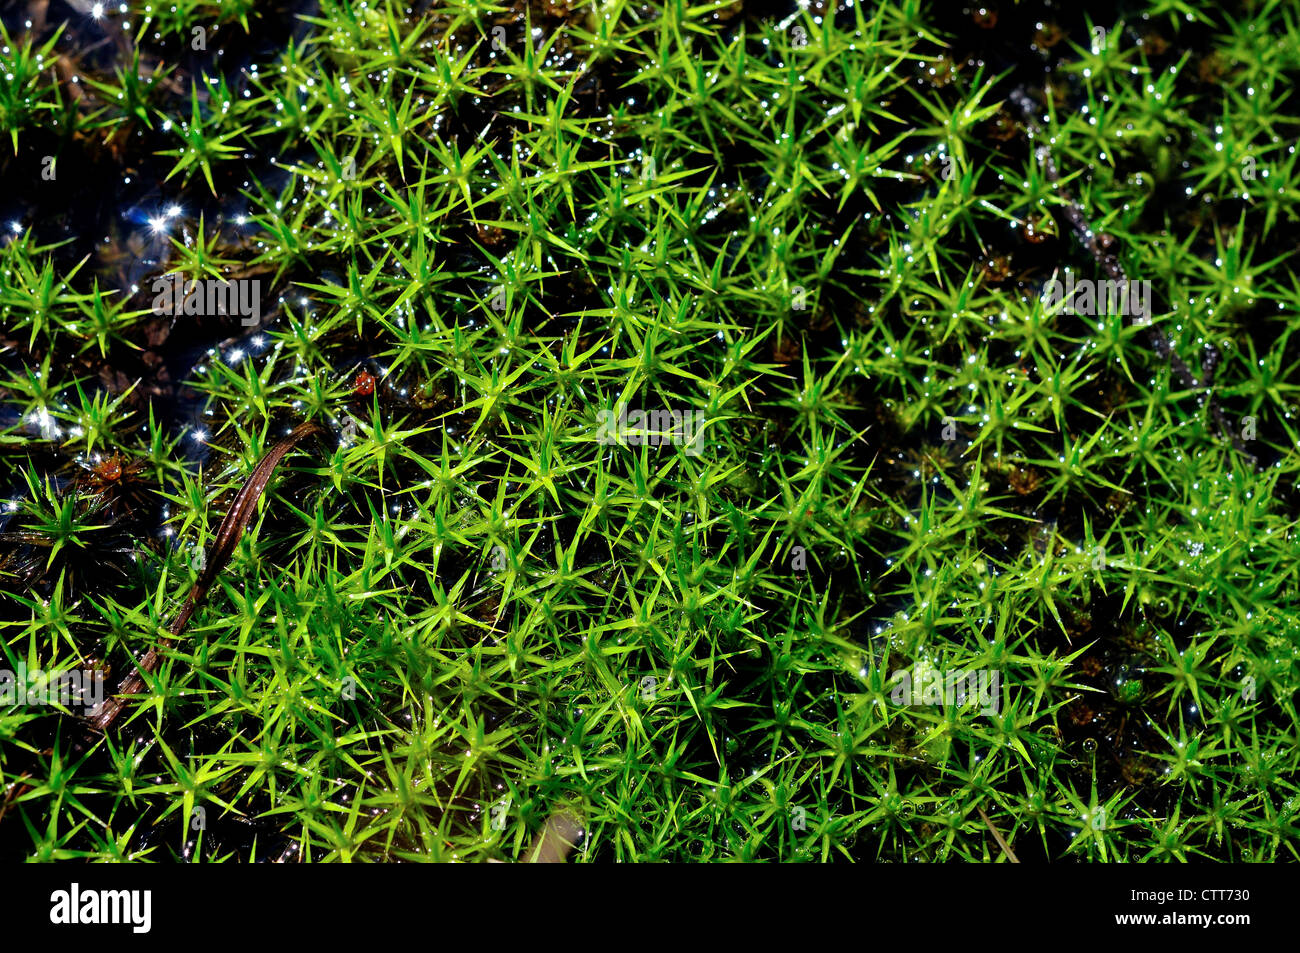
<box><xmin>1008</xmin><ymin>86</ymin><xmax>1254</xmax><ymax>463</ymax></box>
<box><xmin>85</xmin><ymin>421</ymin><xmax>325</xmax><ymax>733</ymax></box>
<box><xmin>978</xmin><ymin>805</ymin><xmax>1020</xmax><ymax>863</ymax></box>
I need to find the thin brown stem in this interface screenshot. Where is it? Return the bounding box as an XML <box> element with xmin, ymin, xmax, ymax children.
<box><xmin>1009</xmin><ymin>86</ymin><xmax>1254</xmax><ymax>463</ymax></box>
<box><xmin>978</xmin><ymin>806</ymin><xmax>1020</xmax><ymax>863</ymax></box>
<box><xmin>85</xmin><ymin>421</ymin><xmax>324</xmax><ymax>733</ymax></box>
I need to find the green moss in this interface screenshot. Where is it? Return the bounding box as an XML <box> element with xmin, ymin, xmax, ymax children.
<box><xmin>0</xmin><ymin>0</ymin><xmax>1298</xmax><ymax>862</ymax></box>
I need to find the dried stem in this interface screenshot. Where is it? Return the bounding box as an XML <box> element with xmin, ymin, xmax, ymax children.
<box><xmin>85</xmin><ymin>421</ymin><xmax>325</xmax><ymax>733</ymax></box>
<box><xmin>1008</xmin><ymin>85</ymin><xmax>1254</xmax><ymax>463</ymax></box>
<box><xmin>978</xmin><ymin>806</ymin><xmax>1020</xmax><ymax>863</ymax></box>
